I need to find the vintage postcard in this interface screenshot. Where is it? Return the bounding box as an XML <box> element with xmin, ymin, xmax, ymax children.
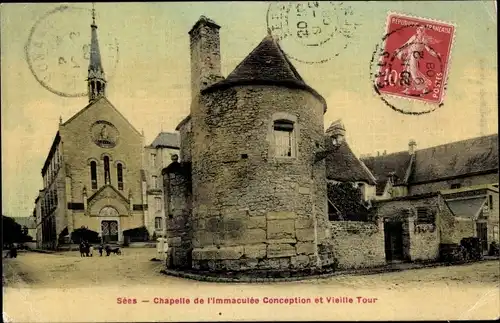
<box><xmin>2</xmin><ymin>1</ymin><xmax>498</xmax><ymax>322</ymax></box>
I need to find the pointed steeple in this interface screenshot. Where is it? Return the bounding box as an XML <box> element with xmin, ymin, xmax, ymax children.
<box><xmin>87</xmin><ymin>3</ymin><xmax>106</xmax><ymax>102</ymax></box>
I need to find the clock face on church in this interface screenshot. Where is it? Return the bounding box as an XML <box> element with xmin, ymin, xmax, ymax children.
<box><xmin>91</xmin><ymin>120</ymin><xmax>119</xmax><ymax>148</ymax></box>
<box><xmin>25</xmin><ymin>5</ymin><xmax>119</xmax><ymax>98</ymax></box>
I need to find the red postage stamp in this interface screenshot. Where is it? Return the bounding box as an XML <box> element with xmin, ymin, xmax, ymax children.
<box><xmin>375</xmin><ymin>13</ymin><xmax>456</xmax><ymax>105</ymax></box>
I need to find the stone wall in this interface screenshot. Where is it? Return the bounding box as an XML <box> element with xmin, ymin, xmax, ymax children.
<box><xmin>164</xmin><ymin>163</ymin><xmax>193</xmax><ymax>268</ymax></box>
<box><xmin>329</xmin><ymin>220</ymin><xmax>385</xmax><ymax>269</ymax></box>
<box><xmin>410</xmin><ymin>223</ymin><xmax>439</xmax><ymax>261</ymax></box>
<box><xmin>437</xmin><ymin>195</ymin><xmax>475</xmax><ymax>244</ymax></box>
<box><xmin>374</xmin><ymin>195</ymin><xmax>442</xmax><ymax>262</ymax></box>
<box><xmin>188</xmin><ymin>85</ymin><xmax>329</xmax><ymax>271</ymax></box>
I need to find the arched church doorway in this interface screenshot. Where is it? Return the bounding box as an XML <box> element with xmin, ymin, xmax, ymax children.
<box><xmin>99</xmin><ymin>206</ymin><xmax>120</xmax><ymax>243</ymax></box>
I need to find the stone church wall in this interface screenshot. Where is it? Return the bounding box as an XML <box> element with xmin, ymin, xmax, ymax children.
<box><xmin>59</xmin><ymin>99</ymin><xmax>146</xmax><ymax>240</ymax></box>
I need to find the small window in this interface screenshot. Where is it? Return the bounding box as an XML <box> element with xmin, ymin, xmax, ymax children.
<box><xmin>155</xmin><ymin>197</ymin><xmax>162</xmax><ymax>212</ymax></box>
<box><xmin>489</xmin><ymin>195</ymin><xmax>493</xmax><ymax>210</ymax></box>
<box><xmin>103</xmin><ymin>156</ymin><xmax>111</xmax><ymax>185</ymax></box>
<box><xmin>151</xmin><ymin>153</ymin><xmax>157</xmax><ymax>167</ymax></box>
<box><xmin>90</xmin><ymin>161</ymin><xmax>98</xmax><ymax>189</ymax></box>
<box><xmin>117</xmin><ymin>163</ymin><xmax>124</xmax><ymax>190</ymax></box>
<box><xmin>450</xmin><ymin>183</ymin><xmax>461</xmax><ymax>189</ymax></box>
<box><xmin>152</xmin><ymin>175</ymin><xmax>158</xmax><ymax>189</ymax></box>
<box><xmin>416</xmin><ymin>207</ymin><xmax>434</xmax><ymax>225</ymax></box>
<box><xmin>273</xmin><ymin>119</ymin><xmax>295</xmax><ymax>157</ymax></box>
<box><xmin>155</xmin><ymin>217</ymin><xmax>162</xmax><ymax>230</ymax></box>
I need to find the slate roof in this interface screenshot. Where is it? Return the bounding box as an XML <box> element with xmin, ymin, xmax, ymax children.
<box><xmin>148</xmin><ymin>132</ymin><xmax>180</xmax><ymax>149</ymax></box>
<box><xmin>11</xmin><ymin>217</ymin><xmax>37</xmax><ymax>229</ymax></box>
<box><xmin>410</xmin><ymin>134</ymin><xmax>498</xmax><ymax>183</ymax></box>
<box><xmin>325</xmin><ymin>138</ymin><xmax>376</xmax><ymax>185</ymax></box>
<box><xmin>361</xmin><ymin>151</ymin><xmax>412</xmax><ymax>194</ymax></box>
<box><xmin>225</xmin><ymin>34</ymin><xmax>304</xmax><ymax>84</ymax></box>
<box><xmin>203</xmin><ymin>34</ymin><xmax>327</xmax><ymax>112</ymax></box>
<box><xmin>361</xmin><ymin>134</ymin><xmax>499</xmax><ymax>195</ymax></box>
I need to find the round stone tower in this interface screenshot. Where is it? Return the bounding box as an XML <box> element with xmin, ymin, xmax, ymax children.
<box><xmin>188</xmin><ymin>18</ymin><xmax>331</xmax><ymax>272</ymax></box>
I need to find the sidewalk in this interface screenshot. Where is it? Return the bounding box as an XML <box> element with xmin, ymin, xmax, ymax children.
<box><xmin>161</xmin><ymin>257</ymin><xmax>500</xmax><ymax>283</ymax></box>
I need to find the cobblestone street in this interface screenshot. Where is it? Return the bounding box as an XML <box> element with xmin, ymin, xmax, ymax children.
<box><xmin>3</xmin><ymin>249</ymin><xmax>499</xmax><ymax>322</ymax></box>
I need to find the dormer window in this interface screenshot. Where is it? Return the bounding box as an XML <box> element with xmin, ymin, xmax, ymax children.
<box><xmin>273</xmin><ymin>119</ymin><xmax>295</xmax><ymax>158</ymax></box>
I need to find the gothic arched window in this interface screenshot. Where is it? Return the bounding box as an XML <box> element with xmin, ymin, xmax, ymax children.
<box><xmin>117</xmin><ymin>163</ymin><xmax>123</xmax><ymax>190</ymax></box>
<box><xmin>90</xmin><ymin>161</ymin><xmax>98</xmax><ymax>189</ymax></box>
<box><xmin>104</xmin><ymin>156</ymin><xmax>111</xmax><ymax>185</ymax></box>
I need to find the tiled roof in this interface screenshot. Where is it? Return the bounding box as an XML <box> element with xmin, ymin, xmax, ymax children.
<box><xmin>363</xmin><ymin>135</ymin><xmax>499</xmax><ymax>190</ymax></box>
<box><xmin>325</xmin><ymin>138</ymin><xmax>376</xmax><ymax>185</ymax></box>
<box><xmin>410</xmin><ymin>134</ymin><xmax>498</xmax><ymax>183</ymax></box>
<box><xmin>148</xmin><ymin>132</ymin><xmax>180</xmax><ymax>149</ymax></box>
<box><xmin>11</xmin><ymin>217</ymin><xmax>37</xmax><ymax>229</ymax></box>
<box><xmin>203</xmin><ymin>34</ymin><xmax>327</xmax><ymax>112</ymax></box>
<box><xmin>361</xmin><ymin>151</ymin><xmax>412</xmax><ymax>194</ymax></box>
<box><xmin>225</xmin><ymin>34</ymin><xmax>304</xmax><ymax>84</ymax></box>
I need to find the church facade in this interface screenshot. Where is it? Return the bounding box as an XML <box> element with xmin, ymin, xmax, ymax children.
<box><xmin>35</xmin><ymin>11</ymin><xmax>149</xmax><ymax>248</ymax></box>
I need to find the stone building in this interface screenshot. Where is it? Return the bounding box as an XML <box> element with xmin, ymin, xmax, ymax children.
<box><xmin>362</xmin><ymin>135</ymin><xmax>499</xmax><ymax>255</ymax></box>
<box><xmin>144</xmin><ymin>132</ymin><xmax>180</xmax><ymax>237</ymax></box>
<box><xmin>35</xmin><ymin>11</ymin><xmax>149</xmax><ymax>248</ymax></box>
<box><xmin>163</xmin><ymin>16</ymin><xmax>334</xmax><ymax>271</ymax></box>
<box><xmin>162</xmin><ymin>16</ymin><xmax>499</xmax><ymax>273</ymax></box>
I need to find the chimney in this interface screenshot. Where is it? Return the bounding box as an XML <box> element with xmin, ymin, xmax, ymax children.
<box><xmin>408</xmin><ymin>139</ymin><xmax>417</xmax><ymax>155</ymax></box>
<box><xmin>377</xmin><ymin>151</ymin><xmax>380</xmax><ymax>156</ymax></box>
<box><xmin>383</xmin><ymin>150</ymin><xmax>387</xmax><ymax>156</ymax></box>
<box><xmin>189</xmin><ymin>16</ymin><xmax>223</xmax><ymax>102</ymax></box>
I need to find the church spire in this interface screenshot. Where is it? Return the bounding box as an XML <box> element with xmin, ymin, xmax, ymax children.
<box><xmin>87</xmin><ymin>3</ymin><xmax>106</xmax><ymax>102</ymax></box>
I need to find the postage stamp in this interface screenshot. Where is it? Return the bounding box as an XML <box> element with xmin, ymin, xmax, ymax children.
<box><xmin>371</xmin><ymin>13</ymin><xmax>456</xmax><ymax>110</ymax></box>
<box><xmin>266</xmin><ymin>1</ymin><xmax>360</xmax><ymax>64</ymax></box>
<box><xmin>24</xmin><ymin>5</ymin><xmax>119</xmax><ymax>98</ymax></box>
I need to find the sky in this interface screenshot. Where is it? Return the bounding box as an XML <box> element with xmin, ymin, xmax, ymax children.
<box><xmin>1</xmin><ymin>1</ymin><xmax>498</xmax><ymax>217</ymax></box>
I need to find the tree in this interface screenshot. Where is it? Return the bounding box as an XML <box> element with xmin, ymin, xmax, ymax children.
<box><xmin>327</xmin><ymin>182</ymin><xmax>372</xmax><ymax>222</ymax></box>
<box><xmin>71</xmin><ymin>227</ymin><xmax>100</xmax><ymax>244</ymax></box>
<box><xmin>2</xmin><ymin>215</ymin><xmax>25</xmax><ymax>246</ymax></box>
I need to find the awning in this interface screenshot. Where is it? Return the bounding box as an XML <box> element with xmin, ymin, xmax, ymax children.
<box><xmin>445</xmin><ymin>197</ymin><xmax>487</xmax><ymax>220</ymax></box>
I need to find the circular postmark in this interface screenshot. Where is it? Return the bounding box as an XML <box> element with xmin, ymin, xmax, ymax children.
<box><xmin>369</xmin><ymin>15</ymin><xmax>455</xmax><ymax>115</ymax></box>
<box><xmin>25</xmin><ymin>5</ymin><xmax>119</xmax><ymax>98</ymax></box>
<box><xmin>266</xmin><ymin>1</ymin><xmax>360</xmax><ymax>64</ymax></box>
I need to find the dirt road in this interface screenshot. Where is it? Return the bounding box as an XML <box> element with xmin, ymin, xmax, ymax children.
<box><xmin>3</xmin><ymin>249</ymin><xmax>499</xmax><ymax>322</ymax></box>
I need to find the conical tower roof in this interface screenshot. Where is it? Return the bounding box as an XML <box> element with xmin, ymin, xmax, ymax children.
<box><xmin>224</xmin><ymin>34</ymin><xmax>305</xmax><ymax>84</ymax></box>
<box><xmin>203</xmin><ymin>33</ymin><xmax>327</xmax><ymax>112</ymax></box>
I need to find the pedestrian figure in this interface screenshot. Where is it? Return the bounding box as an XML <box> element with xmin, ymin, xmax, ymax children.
<box><xmin>79</xmin><ymin>241</ymin><xmax>86</xmax><ymax>257</ymax></box>
<box><xmin>5</xmin><ymin>245</ymin><xmax>17</xmax><ymax>258</ymax></box>
<box><xmin>98</xmin><ymin>244</ymin><xmax>103</xmax><ymax>257</ymax></box>
<box><xmin>89</xmin><ymin>245</ymin><xmax>94</xmax><ymax>257</ymax></box>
